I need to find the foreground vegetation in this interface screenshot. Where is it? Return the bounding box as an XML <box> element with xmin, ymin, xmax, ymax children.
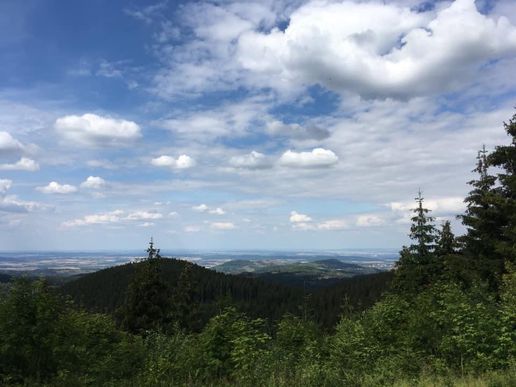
<box><xmin>1</xmin><ymin>114</ymin><xmax>515</xmax><ymax>385</ymax></box>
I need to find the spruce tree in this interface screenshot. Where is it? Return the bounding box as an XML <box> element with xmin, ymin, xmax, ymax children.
<box><xmin>487</xmin><ymin>113</ymin><xmax>516</xmax><ymax>266</ymax></box>
<box><xmin>119</xmin><ymin>239</ymin><xmax>171</xmax><ymax>334</ymax></box>
<box><xmin>170</xmin><ymin>262</ymin><xmax>201</xmax><ymax>331</ymax></box>
<box><xmin>436</xmin><ymin>221</ymin><xmax>475</xmax><ymax>285</ymax></box>
<box><xmin>408</xmin><ymin>190</ymin><xmax>437</xmax><ymax>261</ymax></box>
<box><xmin>460</xmin><ymin>145</ymin><xmax>505</xmax><ymax>289</ymax></box>
<box><xmin>393</xmin><ymin>191</ymin><xmax>438</xmax><ymax>293</ymax></box>
<box><xmin>436</xmin><ymin>221</ymin><xmax>458</xmax><ymax>257</ymax></box>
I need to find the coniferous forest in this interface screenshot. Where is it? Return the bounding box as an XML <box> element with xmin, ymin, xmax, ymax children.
<box><xmin>1</xmin><ymin>114</ymin><xmax>515</xmax><ymax>386</ymax></box>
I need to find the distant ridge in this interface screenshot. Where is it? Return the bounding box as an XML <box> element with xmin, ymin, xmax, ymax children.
<box><xmin>213</xmin><ymin>258</ymin><xmax>379</xmax><ymax>274</ymax></box>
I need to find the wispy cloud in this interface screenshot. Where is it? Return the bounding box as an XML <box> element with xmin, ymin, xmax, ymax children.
<box><xmin>0</xmin><ymin>157</ymin><xmax>39</xmax><ymax>171</ymax></box>
<box><xmin>210</xmin><ymin>221</ymin><xmax>236</xmax><ymax>230</ymax></box>
<box><xmin>62</xmin><ymin>209</ymin><xmax>164</xmax><ymax>227</ymax></box>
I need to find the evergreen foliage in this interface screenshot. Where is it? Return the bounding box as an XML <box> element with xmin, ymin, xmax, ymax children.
<box><xmin>170</xmin><ymin>262</ymin><xmax>202</xmax><ymax>331</ymax></box>
<box><xmin>436</xmin><ymin>220</ymin><xmax>458</xmax><ymax>257</ymax></box>
<box><xmin>0</xmin><ymin>279</ymin><xmax>144</xmax><ymax>385</ymax></box>
<box><xmin>63</xmin><ymin>257</ymin><xmax>305</xmax><ymax>329</ymax></box>
<box><xmin>410</xmin><ymin>190</ymin><xmax>438</xmax><ymax>259</ymax></box>
<box><xmin>0</xmin><ymin>279</ymin><xmax>65</xmax><ymax>383</ymax></box>
<box><xmin>392</xmin><ymin>191</ymin><xmax>440</xmax><ymax>292</ymax></box>
<box><xmin>488</xmin><ymin>113</ymin><xmax>516</xmax><ymax>267</ymax></box>
<box><xmin>459</xmin><ymin>145</ymin><xmax>505</xmax><ymax>289</ymax></box>
<box><xmin>119</xmin><ymin>255</ymin><xmax>171</xmax><ymax>334</ymax></box>
<box><xmin>63</xmin><ymin>259</ymin><xmax>392</xmax><ymax>332</ymax></box>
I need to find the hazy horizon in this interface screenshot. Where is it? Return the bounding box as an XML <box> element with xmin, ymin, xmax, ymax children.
<box><xmin>0</xmin><ymin>247</ymin><xmax>399</xmax><ymax>253</ymax></box>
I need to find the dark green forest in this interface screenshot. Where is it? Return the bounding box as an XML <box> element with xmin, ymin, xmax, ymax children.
<box><xmin>1</xmin><ymin>114</ymin><xmax>515</xmax><ymax>386</ymax></box>
<box><xmin>61</xmin><ymin>255</ymin><xmax>392</xmax><ymax>332</ymax></box>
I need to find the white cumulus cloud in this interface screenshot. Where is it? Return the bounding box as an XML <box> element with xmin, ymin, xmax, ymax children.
<box><xmin>192</xmin><ymin>203</ymin><xmax>225</xmax><ymax>215</ymax></box>
<box><xmin>55</xmin><ymin>113</ymin><xmax>141</xmax><ymax>147</ymax></box>
<box><xmin>289</xmin><ymin>211</ymin><xmax>312</xmax><ymax>223</ymax></box>
<box><xmin>192</xmin><ymin>204</ymin><xmax>209</xmax><ymax>212</ymax></box>
<box><xmin>0</xmin><ymin>131</ymin><xmax>24</xmax><ymax>154</ymax></box>
<box><xmin>151</xmin><ymin>154</ymin><xmax>196</xmax><ymax>169</ymax></box>
<box><xmin>209</xmin><ymin>207</ymin><xmax>225</xmax><ymax>215</ymax></box>
<box><xmin>37</xmin><ymin>181</ymin><xmax>77</xmax><ymax>194</ymax></box>
<box><xmin>0</xmin><ymin>157</ymin><xmax>39</xmax><ymax>171</ymax></box>
<box><xmin>80</xmin><ymin>176</ymin><xmax>106</xmax><ymax>189</ymax></box>
<box><xmin>279</xmin><ymin>148</ymin><xmax>338</xmax><ymax>168</ymax></box>
<box><xmin>237</xmin><ymin>0</ymin><xmax>516</xmax><ymax>99</ymax></box>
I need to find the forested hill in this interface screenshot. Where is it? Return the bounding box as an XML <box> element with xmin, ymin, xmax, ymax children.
<box><xmin>61</xmin><ymin>258</ymin><xmax>303</xmax><ymax>322</ymax></box>
<box><xmin>61</xmin><ymin>257</ymin><xmax>392</xmax><ymax>329</ymax></box>
<box><xmin>311</xmin><ymin>271</ymin><xmax>394</xmax><ymax>328</ymax></box>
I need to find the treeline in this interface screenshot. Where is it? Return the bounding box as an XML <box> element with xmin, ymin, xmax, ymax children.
<box><xmin>61</xmin><ymin>258</ymin><xmax>303</xmax><ymax>330</ymax></box>
<box><xmin>61</xmin><ymin>256</ymin><xmax>392</xmax><ymax>332</ymax></box>
<box><xmin>0</xmin><ymin>114</ymin><xmax>515</xmax><ymax>385</ymax></box>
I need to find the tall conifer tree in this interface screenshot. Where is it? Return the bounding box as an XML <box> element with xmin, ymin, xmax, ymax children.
<box><xmin>393</xmin><ymin>191</ymin><xmax>438</xmax><ymax>293</ymax></box>
<box><xmin>119</xmin><ymin>239</ymin><xmax>170</xmax><ymax>333</ymax></box>
<box><xmin>487</xmin><ymin>113</ymin><xmax>516</xmax><ymax>266</ymax></box>
<box><xmin>409</xmin><ymin>190</ymin><xmax>437</xmax><ymax>261</ymax></box>
<box><xmin>460</xmin><ymin>145</ymin><xmax>505</xmax><ymax>289</ymax></box>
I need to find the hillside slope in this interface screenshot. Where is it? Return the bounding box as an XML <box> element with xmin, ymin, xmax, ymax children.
<box><xmin>61</xmin><ymin>258</ymin><xmax>393</xmax><ymax>329</ymax></box>
<box><xmin>61</xmin><ymin>258</ymin><xmax>304</xmax><ymax>322</ymax></box>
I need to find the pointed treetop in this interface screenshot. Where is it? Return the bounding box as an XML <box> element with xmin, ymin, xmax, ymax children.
<box><xmin>409</xmin><ymin>189</ymin><xmax>436</xmax><ymax>258</ymax></box>
<box><xmin>146</xmin><ymin>237</ymin><xmax>161</xmax><ymax>260</ymax></box>
<box><xmin>475</xmin><ymin>144</ymin><xmax>490</xmax><ymax>178</ymax></box>
<box><xmin>415</xmin><ymin>188</ymin><xmax>423</xmax><ymax>203</ymax></box>
<box><xmin>413</xmin><ymin>189</ymin><xmax>429</xmax><ymax>215</ymax></box>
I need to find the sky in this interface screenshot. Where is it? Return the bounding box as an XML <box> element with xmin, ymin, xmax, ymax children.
<box><xmin>1</xmin><ymin>0</ymin><xmax>515</xmax><ymax>251</ymax></box>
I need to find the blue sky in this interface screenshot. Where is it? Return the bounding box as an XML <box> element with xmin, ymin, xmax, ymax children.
<box><xmin>1</xmin><ymin>0</ymin><xmax>515</xmax><ymax>250</ymax></box>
